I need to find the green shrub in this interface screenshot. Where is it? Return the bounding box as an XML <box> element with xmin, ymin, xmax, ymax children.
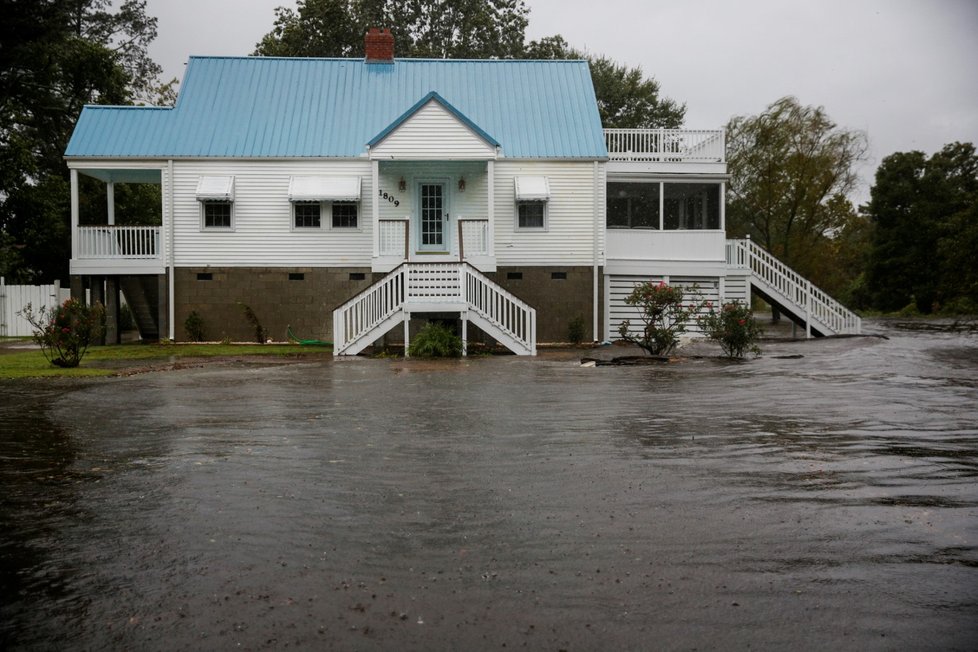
<box><xmin>184</xmin><ymin>310</ymin><xmax>206</xmax><ymax>342</ymax></box>
<box><xmin>698</xmin><ymin>301</ymin><xmax>762</xmax><ymax>359</ymax></box>
<box><xmin>19</xmin><ymin>298</ymin><xmax>106</xmax><ymax>368</ymax></box>
<box><xmin>618</xmin><ymin>281</ymin><xmax>706</xmax><ymax>356</ymax></box>
<box><xmin>408</xmin><ymin>322</ymin><xmax>462</xmax><ymax>358</ymax></box>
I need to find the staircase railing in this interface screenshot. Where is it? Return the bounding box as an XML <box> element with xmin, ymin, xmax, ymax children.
<box><xmin>727</xmin><ymin>238</ymin><xmax>861</xmax><ymax>335</ymax></box>
<box><xmin>463</xmin><ymin>263</ymin><xmax>536</xmax><ymax>355</ymax></box>
<box><xmin>333</xmin><ymin>262</ymin><xmax>536</xmax><ymax>355</ymax></box>
<box><xmin>333</xmin><ymin>266</ymin><xmax>407</xmax><ymax>353</ymax></box>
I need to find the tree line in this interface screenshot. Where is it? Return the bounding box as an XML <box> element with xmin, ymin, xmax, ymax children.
<box><xmin>726</xmin><ymin>96</ymin><xmax>977</xmax><ymax>315</ymax></box>
<box><xmin>1</xmin><ymin>0</ymin><xmax>974</xmax><ymax>314</ymax></box>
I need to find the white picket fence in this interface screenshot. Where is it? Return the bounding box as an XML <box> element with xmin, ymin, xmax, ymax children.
<box><xmin>0</xmin><ymin>277</ymin><xmax>71</xmax><ymax>337</ymax></box>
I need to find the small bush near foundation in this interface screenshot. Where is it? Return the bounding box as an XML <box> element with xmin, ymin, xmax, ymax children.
<box><xmin>568</xmin><ymin>316</ymin><xmax>587</xmax><ymax>345</ymax></box>
<box><xmin>19</xmin><ymin>298</ymin><xmax>105</xmax><ymax>368</ymax></box>
<box><xmin>408</xmin><ymin>322</ymin><xmax>462</xmax><ymax>358</ymax></box>
<box><xmin>698</xmin><ymin>301</ymin><xmax>762</xmax><ymax>359</ymax></box>
<box><xmin>238</xmin><ymin>303</ymin><xmax>267</xmax><ymax>343</ymax></box>
<box><xmin>618</xmin><ymin>281</ymin><xmax>706</xmax><ymax>356</ymax></box>
<box><xmin>184</xmin><ymin>311</ymin><xmax>205</xmax><ymax>342</ymax></box>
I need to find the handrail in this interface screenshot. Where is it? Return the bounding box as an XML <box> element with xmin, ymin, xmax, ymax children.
<box><xmin>727</xmin><ymin>238</ymin><xmax>861</xmax><ymax>335</ymax></box>
<box><xmin>604</xmin><ymin>128</ymin><xmax>725</xmax><ymax>163</ymax></box>
<box><xmin>332</xmin><ymin>265</ymin><xmax>406</xmax><ymax>353</ymax></box>
<box><xmin>77</xmin><ymin>225</ymin><xmax>161</xmax><ymax>259</ymax></box>
<box><xmin>462</xmin><ymin>263</ymin><xmax>536</xmax><ymax>355</ymax></box>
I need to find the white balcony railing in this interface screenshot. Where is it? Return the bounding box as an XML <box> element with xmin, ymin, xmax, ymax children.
<box><xmin>604</xmin><ymin>128</ymin><xmax>725</xmax><ymax>163</ymax></box>
<box><xmin>77</xmin><ymin>225</ymin><xmax>162</xmax><ymax>259</ymax></box>
<box><xmin>378</xmin><ymin>219</ymin><xmax>409</xmax><ymax>258</ymax></box>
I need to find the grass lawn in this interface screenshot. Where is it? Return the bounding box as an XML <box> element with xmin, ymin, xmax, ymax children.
<box><xmin>0</xmin><ymin>342</ymin><xmax>332</xmax><ymax>380</ymax></box>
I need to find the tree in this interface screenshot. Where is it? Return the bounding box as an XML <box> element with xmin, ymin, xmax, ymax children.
<box><xmin>865</xmin><ymin>142</ymin><xmax>978</xmax><ymax>313</ymax></box>
<box><xmin>523</xmin><ymin>36</ymin><xmax>685</xmax><ymax>129</ymax></box>
<box><xmin>0</xmin><ymin>0</ymin><xmax>167</xmax><ymax>283</ymax></box>
<box><xmin>255</xmin><ymin>0</ymin><xmax>529</xmax><ymax>59</ymax></box>
<box><xmin>725</xmin><ymin>97</ymin><xmax>868</xmax><ymax>300</ymax></box>
<box><xmin>255</xmin><ymin>2</ymin><xmax>685</xmax><ymax>129</ymax></box>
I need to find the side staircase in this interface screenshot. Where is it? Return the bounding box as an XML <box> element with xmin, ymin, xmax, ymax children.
<box><xmin>120</xmin><ymin>276</ymin><xmax>161</xmax><ymax>340</ymax></box>
<box><xmin>333</xmin><ymin>263</ymin><xmax>536</xmax><ymax>356</ymax></box>
<box><xmin>727</xmin><ymin>239</ymin><xmax>861</xmax><ymax>337</ymax></box>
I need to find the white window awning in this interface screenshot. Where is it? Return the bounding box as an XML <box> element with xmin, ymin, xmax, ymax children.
<box><xmin>289</xmin><ymin>176</ymin><xmax>362</xmax><ymax>202</ymax></box>
<box><xmin>514</xmin><ymin>176</ymin><xmax>550</xmax><ymax>201</ymax></box>
<box><xmin>196</xmin><ymin>176</ymin><xmax>235</xmax><ymax>201</ymax></box>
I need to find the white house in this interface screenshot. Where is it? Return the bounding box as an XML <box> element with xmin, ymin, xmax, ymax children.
<box><xmin>64</xmin><ymin>28</ymin><xmax>859</xmax><ymax>354</ymax></box>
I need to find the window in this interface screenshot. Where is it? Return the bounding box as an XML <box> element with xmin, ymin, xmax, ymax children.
<box><xmin>518</xmin><ymin>202</ymin><xmax>546</xmax><ymax>229</ymax></box>
<box><xmin>293</xmin><ymin>203</ymin><xmax>321</xmax><ymax>229</ymax></box>
<box><xmin>607</xmin><ymin>182</ymin><xmax>659</xmax><ymax>229</ymax></box>
<box><xmin>332</xmin><ymin>203</ymin><xmax>358</xmax><ymax>229</ymax></box>
<box><xmin>202</xmin><ymin>201</ymin><xmax>233</xmax><ymax>229</ymax></box>
<box><xmin>514</xmin><ymin>176</ymin><xmax>550</xmax><ymax>231</ymax></box>
<box><xmin>196</xmin><ymin>176</ymin><xmax>235</xmax><ymax>231</ymax></box>
<box><xmin>664</xmin><ymin>183</ymin><xmax>721</xmax><ymax>230</ymax></box>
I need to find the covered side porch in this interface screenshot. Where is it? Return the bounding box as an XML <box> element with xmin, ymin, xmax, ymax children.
<box><xmin>67</xmin><ymin>161</ymin><xmax>170</xmax><ymax>342</ymax></box>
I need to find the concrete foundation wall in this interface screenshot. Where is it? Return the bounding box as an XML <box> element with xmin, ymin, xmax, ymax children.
<box><xmin>174</xmin><ymin>267</ymin><xmax>373</xmax><ymax>342</ymax></box>
<box><xmin>491</xmin><ymin>266</ymin><xmax>600</xmax><ymax>343</ymax></box>
<box><xmin>172</xmin><ymin>265</ymin><xmax>601</xmax><ymax>345</ymax></box>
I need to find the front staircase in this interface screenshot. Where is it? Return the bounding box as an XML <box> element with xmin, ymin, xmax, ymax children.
<box><xmin>333</xmin><ymin>263</ymin><xmax>536</xmax><ymax>356</ymax></box>
<box><xmin>727</xmin><ymin>239</ymin><xmax>861</xmax><ymax>337</ymax></box>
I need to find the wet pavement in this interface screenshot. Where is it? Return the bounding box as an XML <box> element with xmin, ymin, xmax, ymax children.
<box><xmin>1</xmin><ymin>321</ymin><xmax>977</xmax><ymax>650</ymax></box>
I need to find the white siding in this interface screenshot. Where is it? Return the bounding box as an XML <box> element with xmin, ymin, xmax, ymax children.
<box><xmin>724</xmin><ymin>272</ymin><xmax>750</xmax><ymax>303</ymax></box>
<box><xmin>494</xmin><ymin>161</ymin><xmax>603</xmax><ymax>266</ymax></box>
<box><xmin>370</xmin><ymin>101</ymin><xmax>496</xmax><ymax>160</ymax></box>
<box><xmin>172</xmin><ymin>160</ymin><xmax>372</xmax><ymax>267</ymax></box>
<box><xmin>607</xmin><ymin>274</ymin><xmax>721</xmax><ymax>340</ymax></box>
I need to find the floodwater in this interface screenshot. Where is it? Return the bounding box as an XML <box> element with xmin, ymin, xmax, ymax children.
<box><xmin>1</xmin><ymin>322</ymin><xmax>976</xmax><ymax>651</ymax></box>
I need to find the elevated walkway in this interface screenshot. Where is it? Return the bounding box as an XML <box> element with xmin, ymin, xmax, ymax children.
<box><xmin>726</xmin><ymin>239</ymin><xmax>861</xmax><ymax>337</ymax></box>
<box><xmin>333</xmin><ymin>263</ymin><xmax>536</xmax><ymax>356</ymax></box>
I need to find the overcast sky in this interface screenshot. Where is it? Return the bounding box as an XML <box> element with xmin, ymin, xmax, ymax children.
<box><xmin>146</xmin><ymin>0</ymin><xmax>978</xmax><ymax>205</ymax></box>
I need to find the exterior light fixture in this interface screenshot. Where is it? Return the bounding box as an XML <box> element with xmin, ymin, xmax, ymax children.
<box><xmin>399</xmin><ymin>177</ymin><xmax>406</xmax><ymax>192</ymax></box>
<box><xmin>458</xmin><ymin>176</ymin><xmax>466</xmax><ymax>192</ymax></box>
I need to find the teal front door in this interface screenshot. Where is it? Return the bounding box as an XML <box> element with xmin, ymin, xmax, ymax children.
<box><xmin>418</xmin><ymin>182</ymin><xmax>448</xmax><ymax>252</ymax></box>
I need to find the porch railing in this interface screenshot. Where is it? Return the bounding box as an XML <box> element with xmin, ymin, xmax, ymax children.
<box><xmin>604</xmin><ymin>128</ymin><xmax>725</xmax><ymax>162</ymax></box>
<box><xmin>458</xmin><ymin>218</ymin><xmax>489</xmax><ymax>259</ymax></box>
<box><xmin>77</xmin><ymin>225</ymin><xmax>161</xmax><ymax>259</ymax></box>
<box><xmin>378</xmin><ymin>218</ymin><xmax>409</xmax><ymax>258</ymax></box>
<box><xmin>726</xmin><ymin>238</ymin><xmax>861</xmax><ymax>335</ymax></box>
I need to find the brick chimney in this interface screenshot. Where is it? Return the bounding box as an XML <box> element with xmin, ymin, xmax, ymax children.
<box><xmin>365</xmin><ymin>28</ymin><xmax>394</xmax><ymax>63</ymax></box>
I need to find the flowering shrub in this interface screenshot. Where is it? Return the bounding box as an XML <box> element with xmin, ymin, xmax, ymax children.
<box><xmin>698</xmin><ymin>301</ymin><xmax>762</xmax><ymax>359</ymax></box>
<box><xmin>618</xmin><ymin>281</ymin><xmax>706</xmax><ymax>356</ymax></box>
<box><xmin>19</xmin><ymin>298</ymin><xmax>105</xmax><ymax>368</ymax></box>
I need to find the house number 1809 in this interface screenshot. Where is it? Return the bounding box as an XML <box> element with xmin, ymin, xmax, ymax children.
<box><xmin>378</xmin><ymin>189</ymin><xmax>400</xmax><ymax>207</ymax></box>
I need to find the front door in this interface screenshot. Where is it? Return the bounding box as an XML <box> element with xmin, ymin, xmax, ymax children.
<box><xmin>418</xmin><ymin>182</ymin><xmax>448</xmax><ymax>252</ymax></box>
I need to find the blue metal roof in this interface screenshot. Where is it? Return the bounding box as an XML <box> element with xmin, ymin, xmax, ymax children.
<box><xmin>65</xmin><ymin>57</ymin><xmax>607</xmax><ymax>159</ymax></box>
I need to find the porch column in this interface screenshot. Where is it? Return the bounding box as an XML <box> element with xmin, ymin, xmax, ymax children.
<box><xmin>486</xmin><ymin>159</ymin><xmax>495</xmax><ymax>258</ymax></box>
<box><xmin>105</xmin><ymin>277</ymin><xmax>120</xmax><ymax>344</ymax></box>
<box><xmin>403</xmin><ymin>310</ymin><xmax>410</xmax><ymax>357</ymax></box>
<box><xmin>70</xmin><ymin>169</ymin><xmax>79</xmax><ymax>262</ymax></box>
<box><xmin>107</xmin><ymin>181</ymin><xmax>115</xmax><ymax>225</ymax></box>
<box><xmin>90</xmin><ymin>276</ymin><xmax>105</xmax><ymax>345</ymax></box>
<box><xmin>371</xmin><ymin>159</ymin><xmax>380</xmax><ymax>259</ymax></box>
